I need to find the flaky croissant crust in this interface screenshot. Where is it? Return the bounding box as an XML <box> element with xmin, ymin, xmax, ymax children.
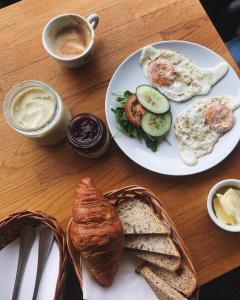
<box><xmin>69</xmin><ymin>177</ymin><xmax>124</xmax><ymax>287</ymax></box>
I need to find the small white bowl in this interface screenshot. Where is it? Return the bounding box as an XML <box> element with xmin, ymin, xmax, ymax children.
<box><xmin>207</xmin><ymin>179</ymin><xmax>240</xmax><ymax>232</ymax></box>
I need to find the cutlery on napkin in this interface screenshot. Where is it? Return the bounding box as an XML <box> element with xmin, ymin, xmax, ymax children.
<box><xmin>12</xmin><ymin>226</ymin><xmax>35</xmax><ymax>300</ymax></box>
<box><xmin>32</xmin><ymin>225</ymin><xmax>54</xmax><ymax>300</ymax></box>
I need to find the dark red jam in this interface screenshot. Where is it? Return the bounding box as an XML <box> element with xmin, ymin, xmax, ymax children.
<box><xmin>67</xmin><ymin>113</ymin><xmax>109</xmax><ymax>154</ymax></box>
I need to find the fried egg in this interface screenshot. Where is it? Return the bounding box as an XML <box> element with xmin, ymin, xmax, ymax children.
<box><xmin>173</xmin><ymin>96</ymin><xmax>240</xmax><ymax>166</ymax></box>
<box><xmin>140</xmin><ymin>46</ymin><xmax>229</xmax><ymax>102</ymax></box>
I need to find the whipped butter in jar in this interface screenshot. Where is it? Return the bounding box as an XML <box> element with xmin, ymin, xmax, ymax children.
<box><xmin>67</xmin><ymin>113</ymin><xmax>110</xmax><ymax>158</ymax></box>
<box><xmin>4</xmin><ymin>81</ymin><xmax>72</xmax><ymax>145</ymax></box>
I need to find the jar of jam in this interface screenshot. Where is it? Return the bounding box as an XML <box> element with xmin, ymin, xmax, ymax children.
<box><xmin>67</xmin><ymin>113</ymin><xmax>110</xmax><ymax>158</ymax></box>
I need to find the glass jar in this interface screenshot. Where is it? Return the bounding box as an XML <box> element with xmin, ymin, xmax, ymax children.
<box><xmin>67</xmin><ymin>113</ymin><xmax>111</xmax><ymax>158</ymax></box>
<box><xmin>3</xmin><ymin>80</ymin><xmax>72</xmax><ymax>145</ymax></box>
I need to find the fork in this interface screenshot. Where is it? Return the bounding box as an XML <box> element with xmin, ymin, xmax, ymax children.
<box><xmin>32</xmin><ymin>225</ymin><xmax>54</xmax><ymax>300</ymax></box>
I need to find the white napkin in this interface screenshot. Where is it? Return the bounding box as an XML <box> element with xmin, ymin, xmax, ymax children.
<box><xmin>0</xmin><ymin>230</ymin><xmax>60</xmax><ymax>300</ymax></box>
<box><xmin>82</xmin><ymin>253</ymin><xmax>158</xmax><ymax>300</ymax></box>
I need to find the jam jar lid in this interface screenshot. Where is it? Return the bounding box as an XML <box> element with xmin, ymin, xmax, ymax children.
<box><xmin>67</xmin><ymin>113</ymin><xmax>107</xmax><ymax>153</ymax></box>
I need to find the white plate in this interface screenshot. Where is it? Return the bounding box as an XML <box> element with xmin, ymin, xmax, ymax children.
<box><xmin>105</xmin><ymin>40</ymin><xmax>240</xmax><ymax>176</ymax></box>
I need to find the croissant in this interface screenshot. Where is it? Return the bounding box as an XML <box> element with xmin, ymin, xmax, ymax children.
<box><xmin>69</xmin><ymin>177</ymin><xmax>124</xmax><ymax>287</ymax></box>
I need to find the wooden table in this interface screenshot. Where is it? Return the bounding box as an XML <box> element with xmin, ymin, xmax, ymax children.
<box><xmin>0</xmin><ymin>0</ymin><xmax>240</xmax><ymax>287</ymax></box>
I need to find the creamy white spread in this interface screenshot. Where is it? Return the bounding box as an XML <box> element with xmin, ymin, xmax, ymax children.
<box><xmin>11</xmin><ymin>87</ymin><xmax>56</xmax><ymax>129</ymax></box>
<box><xmin>213</xmin><ymin>188</ymin><xmax>240</xmax><ymax>225</ymax></box>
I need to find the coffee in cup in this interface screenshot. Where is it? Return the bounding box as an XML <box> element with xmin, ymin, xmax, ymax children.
<box><xmin>42</xmin><ymin>13</ymin><xmax>99</xmax><ymax>68</ymax></box>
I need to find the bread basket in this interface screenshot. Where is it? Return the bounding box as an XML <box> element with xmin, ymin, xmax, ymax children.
<box><xmin>0</xmin><ymin>210</ymin><xmax>67</xmax><ymax>300</ymax></box>
<box><xmin>67</xmin><ymin>185</ymin><xmax>199</xmax><ymax>299</ymax></box>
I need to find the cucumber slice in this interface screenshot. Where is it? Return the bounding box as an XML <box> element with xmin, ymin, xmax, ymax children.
<box><xmin>142</xmin><ymin>111</ymin><xmax>172</xmax><ymax>137</ymax></box>
<box><xmin>136</xmin><ymin>85</ymin><xmax>170</xmax><ymax>114</ymax></box>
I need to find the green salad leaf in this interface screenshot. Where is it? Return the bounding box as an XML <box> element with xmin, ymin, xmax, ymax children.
<box><xmin>111</xmin><ymin>91</ymin><xmax>163</xmax><ymax>152</ymax></box>
<box><xmin>112</xmin><ymin>90</ymin><xmax>133</xmax><ymax>104</ymax></box>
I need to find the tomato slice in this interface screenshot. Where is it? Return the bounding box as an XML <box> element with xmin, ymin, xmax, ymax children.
<box><xmin>124</xmin><ymin>94</ymin><xmax>146</xmax><ymax>127</ymax></box>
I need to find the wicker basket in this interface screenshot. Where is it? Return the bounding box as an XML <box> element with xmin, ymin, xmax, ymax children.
<box><xmin>67</xmin><ymin>185</ymin><xmax>199</xmax><ymax>299</ymax></box>
<box><xmin>0</xmin><ymin>210</ymin><xmax>67</xmax><ymax>300</ymax></box>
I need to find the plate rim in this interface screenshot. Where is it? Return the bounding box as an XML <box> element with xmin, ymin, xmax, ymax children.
<box><xmin>105</xmin><ymin>39</ymin><xmax>240</xmax><ymax>176</ymax></box>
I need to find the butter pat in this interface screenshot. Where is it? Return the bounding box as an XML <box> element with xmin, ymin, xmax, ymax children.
<box><xmin>213</xmin><ymin>188</ymin><xmax>240</xmax><ymax>225</ymax></box>
<box><xmin>213</xmin><ymin>196</ymin><xmax>235</xmax><ymax>225</ymax></box>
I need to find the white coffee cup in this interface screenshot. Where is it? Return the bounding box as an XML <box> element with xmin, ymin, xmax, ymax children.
<box><xmin>42</xmin><ymin>13</ymin><xmax>99</xmax><ymax>68</ymax></box>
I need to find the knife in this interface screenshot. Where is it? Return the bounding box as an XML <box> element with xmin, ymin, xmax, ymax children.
<box><xmin>12</xmin><ymin>226</ymin><xmax>35</xmax><ymax>300</ymax></box>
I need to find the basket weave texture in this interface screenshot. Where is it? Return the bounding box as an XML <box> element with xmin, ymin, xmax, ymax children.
<box><xmin>67</xmin><ymin>185</ymin><xmax>199</xmax><ymax>299</ymax></box>
<box><xmin>0</xmin><ymin>210</ymin><xmax>67</xmax><ymax>300</ymax></box>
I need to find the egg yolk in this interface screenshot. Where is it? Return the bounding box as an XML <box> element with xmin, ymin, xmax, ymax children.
<box><xmin>205</xmin><ymin>103</ymin><xmax>234</xmax><ymax>134</ymax></box>
<box><xmin>147</xmin><ymin>58</ymin><xmax>176</xmax><ymax>86</ymax></box>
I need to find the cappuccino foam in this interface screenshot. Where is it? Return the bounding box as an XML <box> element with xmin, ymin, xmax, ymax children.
<box><xmin>51</xmin><ymin>21</ymin><xmax>91</xmax><ymax>58</ymax></box>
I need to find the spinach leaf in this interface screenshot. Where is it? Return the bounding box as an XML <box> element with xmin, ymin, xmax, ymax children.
<box><xmin>112</xmin><ymin>90</ymin><xmax>132</xmax><ymax>104</ymax></box>
<box><xmin>116</xmin><ymin>96</ymin><xmax>126</xmax><ymax>103</ymax></box>
<box><xmin>142</xmin><ymin>132</ymin><xmax>159</xmax><ymax>152</ymax></box>
<box><xmin>145</xmin><ymin>139</ymin><xmax>158</xmax><ymax>152</ymax></box>
<box><xmin>112</xmin><ymin>90</ymin><xmax>167</xmax><ymax>153</ymax></box>
<box><xmin>136</xmin><ymin>127</ymin><xmax>144</xmax><ymax>142</ymax></box>
<box><xmin>112</xmin><ymin>107</ymin><xmax>131</xmax><ymax>134</ymax></box>
<box><xmin>124</xmin><ymin>90</ymin><xmax>132</xmax><ymax>98</ymax></box>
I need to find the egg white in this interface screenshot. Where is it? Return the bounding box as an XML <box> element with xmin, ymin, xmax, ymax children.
<box><xmin>140</xmin><ymin>46</ymin><xmax>229</xmax><ymax>102</ymax></box>
<box><xmin>173</xmin><ymin>96</ymin><xmax>240</xmax><ymax>166</ymax></box>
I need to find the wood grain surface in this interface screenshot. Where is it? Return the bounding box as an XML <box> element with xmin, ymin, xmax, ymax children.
<box><xmin>0</xmin><ymin>0</ymin><xmax>239</xmax><ymax>286</ymax></box>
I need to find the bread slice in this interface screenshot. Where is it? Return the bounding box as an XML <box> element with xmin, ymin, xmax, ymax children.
<box><xmin>127</xmin><ymin>249</ymin><xmax>181</xmax><ymax>271</ymax></box>
<box><xmin>117</xmin><ymin>199</ymin><xmax>168</xmax><ymax>234</ymax></box>
<box><xmin>137</xmin><ymin>265</ymin><xmax>187</xmax><ymax>300</ymax></box>
<box><xmin>125</xmin><ymin>235</ymin><xmax>180</xmax><ymax>257</ymax></box>
<box><xmin>149</xmin><ymin>263</ymin><xmax>197</xmax><ymax>297</ymax></box>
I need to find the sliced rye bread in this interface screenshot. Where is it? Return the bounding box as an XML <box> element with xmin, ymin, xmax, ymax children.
<box><xmin>136</xmin><ymin>265</ymin><xmax>187</xmax><ymax>300</ymax></box>
<box><xmin>125</xmin><ymin>234</ymin><xmax>180</xmax><ymax>257</ymax></box>
<box><xmin>149</xmin><ymin>263</ymin><xmax>197</xmax><ymax>297</ymax></box>
<box><xmin>116</xmin><ymin>199</ymin><xmax>168</xmax><ymax>234</ymax></box>
<box><xmin>127</xmin><ymin>249</ymin><xmax>181</xmax><ymax>271</ymax></box>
